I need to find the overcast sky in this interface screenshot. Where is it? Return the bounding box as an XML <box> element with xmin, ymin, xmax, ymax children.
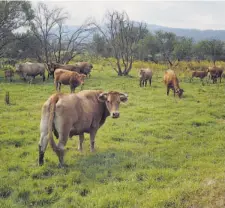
<box><xmin>33</xmin><ymin>1</ymin><xmax>225</xmax><ymax>30</ymax></box>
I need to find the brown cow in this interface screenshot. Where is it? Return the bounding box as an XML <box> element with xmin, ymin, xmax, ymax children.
<box><xmin>4</xmin><ymin>69</ymin><xmax>14</xmax><ymax>82</ymax></box>
<box><xmin>47</xmin><ymin>63</ymin><xmax>81</xmax><ymax>79</ymax></box>
<box><xmin>54</xmin><ymin>69</ymin><xmax>86</xmax><ymax>93</ymax></box>
<box><xmin>163</xmin><ymin>69</ymin><xmax>184</xmax><ymax>98</ymax></box>
<box><xmin>190</xmin><ymin>71</ymin><xmax>208</xmax><ymax>82</ymax></box>
<box><xmin>207</xmin><ymin>66</ymin><xmax>223</xmax><ymax>83</ymax></box>
<box><xmin>38</xmin><ymin>90</ymin><xmax>128</xmax><ymax>166</ymax></box>
<box><xmin>139</xmin><ymin>68</ymin><xmax>153</xmax><ymax>87</ymax></box>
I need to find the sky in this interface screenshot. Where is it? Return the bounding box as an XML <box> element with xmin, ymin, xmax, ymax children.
<box><xmin>32</xmin><ymin>1</ymin><xmax>225</xmax><ymax>30</ymax></box>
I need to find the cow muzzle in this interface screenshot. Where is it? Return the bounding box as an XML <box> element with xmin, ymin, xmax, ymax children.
<box><xmin>111</xmin><ymin>111</ymin><xmax>120</xmax><ymax>118</ymax></box>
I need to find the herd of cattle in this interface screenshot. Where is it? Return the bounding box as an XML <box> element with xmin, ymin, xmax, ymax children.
<box><xmin>2</xmin><ymin>61</ymin><xmax>224</xmax><ymax>167</ymax></box>
<box><xmin>139</xmin><ymin>65</ymin><xmax>224</xmax><ymax>98</ymax></box>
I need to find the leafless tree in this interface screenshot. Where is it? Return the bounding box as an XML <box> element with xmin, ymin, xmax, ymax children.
<box><xmin>93</xmin><ymin>11</ymin><xmax>147</xmax><ymax>76</ymax></box>
<box><xmin>30</xmin><ymin>3</ymin><xmax>67</xmax><ymax>63</ymax></box>
<box><xmin>30</xmin><ymin>3</ymin><xmax>95</xmax><ymax>65</ymax></box>
<box><xmin>51</xmin><ymin>20</ymin><xmax>95</xmax><ymax>64</ymax></box>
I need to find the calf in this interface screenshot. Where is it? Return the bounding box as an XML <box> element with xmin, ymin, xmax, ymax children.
<box><xmin>4</xmin><ymin>69</ymin><xmax>14</xmax><ymax>82</ymax></box>
<box><xmin>54</xmin><ymin>68</ymin><xmax>86</xmax><ymax>93</ymax></box>
<box><xmin>38</xmin><ymin>90</ymin><xmax>128</xmax><ymax>166</ymax></box>
<box><xmin>139</xmin><ymin>68</ymin><xmax>153</xmax><ymax>87</ymax></box>
<box><xmin>163</xmin><ymin>69</ymin><xmax>184</xmax><ymax>98</ymax></box>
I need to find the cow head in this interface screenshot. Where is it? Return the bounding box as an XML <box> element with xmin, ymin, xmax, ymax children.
<box><xmin>175</xmin><ymin>88</ymin><xmax>184</xmax><ymax>98</ymax></box>
<box><xmin>15</xmin><ymin>64</ymin><xmax>22</xmax><ymax>75</ymax></box>
<box><xmin>98</xmin><ymin>91</ymin><xmax>128</xmax><ymax>118</ymax></box>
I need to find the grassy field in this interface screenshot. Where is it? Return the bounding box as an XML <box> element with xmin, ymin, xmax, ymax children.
<box><xmin>1</xmin><ymin>61</ymin><xmax>225</xmax><ymax>207</ymax></box>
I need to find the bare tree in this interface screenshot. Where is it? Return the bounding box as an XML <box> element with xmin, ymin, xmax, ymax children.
<box><xmin>51</xmin><ymin>20</ymin><xmax>95</xmax><ymax>64</ymax></box>
<box><xmin>30</xmin><ymin>3</ymin><xmax>94</xmax><ymax>64</ymax></box>
<box><xmin>30</xmin><ymin>3</ymin><xmax>67</xmax><ymax>63</ymax></box>
<box><xmin>93</xmin><ymin>11</ymin><xmax>147</xmax><ymax>76</ymax></box>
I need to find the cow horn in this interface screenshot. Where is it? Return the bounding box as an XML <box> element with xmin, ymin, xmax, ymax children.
<box><xmin>119</xmin><ymin>93</ymin><xmax>128</xmax><ymax>98</ymax></box>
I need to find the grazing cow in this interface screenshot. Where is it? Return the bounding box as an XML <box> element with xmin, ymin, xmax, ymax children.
<box><xmin>47</xmin><ymin>63</ymin><xmax>81</xmax><ymax>79</ymax></box>
<box><xmin>139</xmin><ymin>68</ymin><xmax>153</xmax><ymax>87</ymax></box>
<box><xmin>54</xmin><ymin>68</ymin><xmax>86</xmax><ymax>93</ymax></box>
<box><xmin>4</xmin><ymin>69</ymin><xmax>14</xmax><ymax>82</ymax></box>
<box><xmin>190</xmin><ymin>71</ymin><xmax>208</xmax><ymax>82</ymax></box>
<box><xmin>163</xmin><ymin>69</ymin><xmax>184</xmax><ymax>98</ymax></box>
<box><xmin>207</xmin><ymin>66</ymin><xmax>223</xmax><ymax>83</ymax></box>
<box><xmin>38</xmin><ymin>90</ymin><xmax>128</xmax><ymax>167</ymax></box>
<box><xmin>15</xmin><ymin>63</ymin><xmax>46</xmax><ymax>83</ymax></box>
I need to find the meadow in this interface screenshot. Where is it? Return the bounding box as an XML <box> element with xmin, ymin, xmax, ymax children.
<box><xmin>1</xmin><ymin>60</ymin><xmax>225</xmax><ymax>208</ymax></box>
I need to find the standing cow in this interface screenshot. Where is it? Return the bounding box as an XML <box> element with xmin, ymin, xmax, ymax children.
<box><xmin>38</xmin><ymin>90</ymin><xmax>128</xmax><ymax>167</ymax></box>
<box><xmin>54</xmin><ymin>68</ymin><xmax>86</xmax><ymax>93</ymax></box>
<box><xmin>139</xmin><ymin>68</ymin><xmax>153</xmax><ymax>87</ymax></box>
<box><xmin>163</xmin><ymin>69</ymin><xmax>184</xmax><ymax>98</ymax></box>
<box><xmin>4</xmin><ymin>69</ymin><xmax>14</xmax><ymax>82</ymax></box>
<box><xmin>15</xmin><ymin>63</ymin><xmax>46</xmax><ymax>83</ymax></box>
<box><xmin>75</xmin><ymin>62</ymin><xmax>93</xmax><ymax>78</ymax></box>
<box><xmin>207</xmin><ymin>66</ymin><xmax>223</xmax><ymax>83</ymax></box>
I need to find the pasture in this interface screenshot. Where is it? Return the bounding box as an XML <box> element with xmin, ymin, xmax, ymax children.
<box><xmin>1</xmin><ymin>61</ymin><xmax>225</xmax><ymax>207</ymax></box>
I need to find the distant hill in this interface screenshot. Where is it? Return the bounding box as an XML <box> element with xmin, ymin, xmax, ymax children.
<box><xmin>66</xmin><ymin>24</ymin><xmax>225</xmax><ymax>42</ymax></box>
<box><xmin>147</xmin><ymin>24</ymin><xmax>225</xmax><ymax>42</ymax></box>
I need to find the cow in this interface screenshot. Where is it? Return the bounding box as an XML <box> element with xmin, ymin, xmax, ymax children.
<box><xmin>163</xmin><ymin>69</ymin><xmax>184</xmax><ymax>98</ymax></box>
<box><xmin>190</xmin><ymin>71</ymin><xmax>208</xmax><ymax>82</ymax></box>
<box><xmin>54</xmin><ymin>68</ymin><xmax>86</xmax><ymax>93</ymax></box>
<box><xmin>15</xmin><ymin>63</ymin><xmax>46</xmax><ymax>83</ymax></box>
<box><xmin>47</xmin><ymin>63</ymin><xmax>81</xmax><ymax>79</ymax></box>
<box><xmin>139</xmin><ymin>68</ymin><xmax>153</xmax><ymax>87</ymax></box>
<box><xmin>207</xmin><ymin>66</ymin><xmax>223</xmax><ymax>83</ymax></box>
<box><xmin>38</xmin><ymin>90</ymin><xmax>128</xmax><ymax>167</ymax></box>
<box><xmin>75</xmin><ymin>62</ymin><xmax>93</xmax><ymax>78</ymax></box>
<box><xmin>4</xmin><ymin>69</ymin><xmax>14</xmax><ymax>82</ymax></box>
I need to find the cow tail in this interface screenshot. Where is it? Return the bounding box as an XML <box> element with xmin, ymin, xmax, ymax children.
<box><xmin>48</xmin><ymin>95</ymin><xmax>59</xmax><ymax>153</ymax></box>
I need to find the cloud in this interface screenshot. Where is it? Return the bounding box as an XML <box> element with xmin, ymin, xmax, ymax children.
<box><xmin>32</xmin><ymin>1</ymin><xmax>225</xmax><ymax>30</ymax></box>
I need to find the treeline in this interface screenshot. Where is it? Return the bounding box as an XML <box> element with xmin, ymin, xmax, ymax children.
<box><xmin>1</xmin><ymin>1</ymin><xmax>225</xmax><ymax>76</ymax></box>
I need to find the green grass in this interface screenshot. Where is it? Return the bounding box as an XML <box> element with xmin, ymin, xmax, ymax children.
<box><xmin>1</xmin><ymin>63</ymin><xmax>225</xmax><ymax>207</ymax></box>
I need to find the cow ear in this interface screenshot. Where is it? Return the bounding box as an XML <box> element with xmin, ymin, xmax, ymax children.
<box><xmin>98</xmin><ymin>92</ymin><xmax>108</xmax><ymax>102</ymax></box>
<box><xmin>120</xmin><ymin>93</ymin><xmax>128</xmax><ymax>102</ymax></box>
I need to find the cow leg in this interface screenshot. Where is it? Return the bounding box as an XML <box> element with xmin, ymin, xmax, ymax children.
<box><xmin>42</xmin><ymin>73</ymin><xmax>46</xmax><ymax>82</ymax></box>
<box><xmin>90</xmin><ymin>130</ymin><xmax>97</xmax><ymax>152</ymax></box>
<box><xmin>173</xmin><ymin>89</ymin><xmax>176</xmax><ymax>97</ymax></box>
<box><xmin>55</xmin><ymin>81</ymin><xmax>58</xmax><ymax>91</ymax></box>
<box><xmin>139</xmin><ymin>79</ymin><xmax>142</xmax><ymax>87</ymax></box>
<box><xmin>149</xmin><ymin>78</ymin><xmax>151</xmax><ymax>86</ymax></box>
<box><xmin>57</xmin><ymin>132</ymin><xmax>70</xmax><ymax>167</ymax></box>
<box><xmin>58</xmin><ymin>83</ymin><xmax>61</xmax><ymax>92</ymax></box>
<box><xmin>78</xmin><ymin>134</ymin><xmax>84</xmax><ymax>151</ymax></box>
<box><xmin>39</xmin><ymin>113</ymin><xmax>49</xmax><ymax>166</ymax></box>
<box><xmin>167</xmin><ymin>87</ymin><xmax>170</xmax><ymax>96</ymax></box>
<box><xmin>70</xmin><ymin>85</ymin><xmax>75</xmax><ymax>93</ymax></box>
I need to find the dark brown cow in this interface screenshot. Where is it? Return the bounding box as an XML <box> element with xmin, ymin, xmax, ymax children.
<box><xmin>54</xmin><ymin>69</ymin><xmax>86</xmax><ymax>93</ymax></box>
<box><xmin>4</xmin><ymin>69</ymin><xmax>14</xmax><ymax>82</ymax></box>
<box><xmin>38</xmin><ymin>90</ymin><xmax>128</xmax><ymax>166</ymax></box>
<box><xmin>139</xmin><ymin>68</ymin><xmax>153</xmax><ymax>87</ymax></box>
<box><xmin>207</xmin><ymin>66</ymin><xmax>223</xmax><ymax>83</ymax></box>
<box><xmin>163</xmin><ymin>69</ymin><xmax>184</xmax><ymax>98</ymax></box>
<box><xmin>191</xmin><ymin>71</ymin><xmax>208</xmax><ymax>82</ymax></box>
<box><xmin>76</xmin><ymin>62</ymin><xmax>93</xmax><ymax>77</ymax></box>
<box><xmin>47</xmin><ymin>63</ymin><xmax>81</xmax><ymax>79</ymax></box>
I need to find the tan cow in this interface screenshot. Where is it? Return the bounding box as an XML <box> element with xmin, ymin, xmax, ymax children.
<box><xmin>38</xmin><ymin>90</ymin><xmax>128</xmax><ymax>167</ymax></box>
<box><xmin>207</xmin><ymin>66</ymin><xmax>223</xmax><ymax>83</ymax></box>
<box><xmin>4</xmin><ymin>69</ymin><xmax>14</xmax><ymax>82</ymax></box>
<box><xmin>163</xmin><ymin>69</ymin><xmax>184</xmax><ymax>98</ymax></box>
<box><xmin>54</xmin><ymin>69</ymin><xmax>86</xmax><ymax>93</ymax></box>
<box><xmin>139</xmin><ymin>68</ymin><xmax>153</xmax><ymax>87</ymax></box>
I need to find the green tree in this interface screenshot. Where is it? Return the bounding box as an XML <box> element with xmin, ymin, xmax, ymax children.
<box><xmin>0</xmin><ymin>1</ymin><xmax>34</xmax><ymax>57</ymax></box>
<box><xmin>173</xmin><ymin>37</ymin><xmax>193</xmax><ymax>61</ymax></box>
